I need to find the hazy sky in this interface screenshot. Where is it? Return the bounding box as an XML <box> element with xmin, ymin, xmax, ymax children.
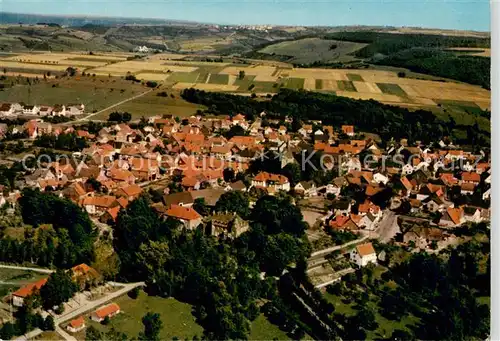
<box><xmin>1</xmin><ymin>0</ymin><xmax>491</xmax><ymax>31</ymax></box>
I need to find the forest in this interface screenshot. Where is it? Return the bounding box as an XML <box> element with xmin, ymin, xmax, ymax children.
<box><xmin>181</xmin><ymin>88</ymin><xmax>490</xmax><ymax>147</ymax></box>
<box><xmin>323</xmin><ymin>31</ymin><xmax>490</xmax><ymax>88</ymax></box>
<box><xmin>324</xmin><ymin>31</ymin><xmax>490</xmax><ymax>57</ymax></box>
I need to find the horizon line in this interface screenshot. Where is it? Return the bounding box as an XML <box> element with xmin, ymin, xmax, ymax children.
<box><xmin>0</xmin><ymin>11</ymin><xmax>491</xmax><ymax>33</ymax></box>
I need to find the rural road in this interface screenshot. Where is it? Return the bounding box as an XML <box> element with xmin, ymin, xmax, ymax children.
<box><xmin>71</xmin><ymin>88</ymin><xmax>153</xmax><ymax>123</ymax></box>
<box><xmin>13</xmin><ymin>281</ymin><xmax>145</xmax><ymax>341</ymax></box>
<box><xmin>0</xmin><ymin>264</ymin><xmax>54</xmax><ymax>274</ymax></box>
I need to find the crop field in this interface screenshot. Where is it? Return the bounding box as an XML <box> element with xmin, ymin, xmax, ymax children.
<box><xmin>0</xmin><ymin>76</ymin><xmax>148</xmax><ymax>112</ymax></box>
<box><xmin>1</xmin><ymin>51</ymin><xmax>490</xmax><ymax>112</ymax></box>
<box><xmin>376</xmin><ymin>83</ymin><xmax>408</xmax><ymax>97</ymax></box>
<box><xmin>258</xmin><ymin>38</ymin><xmax>367</xmax><ymax>63</ymax></box>
<box><xmin>207</xmin><ymin>73</ymin><xmax>229</xmax><ymax>85</ymax></box>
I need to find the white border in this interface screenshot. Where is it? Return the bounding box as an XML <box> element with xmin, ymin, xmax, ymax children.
<box><xmin>491</xmin><ymin>1</ymin><xmax>499</xmax><ymax>340</ymax></box>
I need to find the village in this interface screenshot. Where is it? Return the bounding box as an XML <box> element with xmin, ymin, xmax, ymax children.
<box><xmin>0</xmin><ymin>105</ymin><xmax>491</xmax><ymax>340</ymax></box>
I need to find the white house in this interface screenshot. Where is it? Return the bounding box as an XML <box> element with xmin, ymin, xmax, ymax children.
<box><xmin>251</xmin><ymin>172</ymin><xmax>290</xmax><ymax>192</ymax></box>
<box><xmin>22</xmin><ymin>105</ymin><xmax>40</xmax><ymax>115</ymax></box>
<box><xmin>350</xmin><ymin>242</ymin><xmax>377</xmax><ymax>267</ymax></box>
<box><xmin>294</xmin><ymin>181</ymin><xmax>317</xmax><ymax>197</ymax></box>
<box><xmin>373</xmin><ymin>172</ymin><xmax>389</xmax><ymax>185</ymax></box>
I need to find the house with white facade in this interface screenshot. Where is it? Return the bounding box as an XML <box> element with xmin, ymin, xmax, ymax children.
<box><xmin>350</xmin><ymin>242</ymin><xmax>377</xmax><ymax>267</ymax></box>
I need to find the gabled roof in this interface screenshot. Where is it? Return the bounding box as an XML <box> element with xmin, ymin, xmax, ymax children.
<box><xmin>356</xmin><ymin>242</ymin><xmax>376</xmax><ymax>257</ymax></box>
<box><xmin>13</xmin><ymin>278</ymin><xmax>48</xmax><ymax>298</ymax></box>
<box><xmin>166</xmin><ymin>204</ymin><xmax>201</xmax><ymax>221</ymax></box>
<box><xmin>69</xmin><ymin>316</ymin><xmax>85</xmax><ymax>329</ymax></box>
<box><xmin>94</xmin><ymin>303</ymin><xmax>120</xmax><ymax>319</ymax></box>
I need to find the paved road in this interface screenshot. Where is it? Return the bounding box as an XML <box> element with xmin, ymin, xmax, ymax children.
<box><xmin>70</xmin><ymin>89</ymin><xmax>153</xmax><ymax>123</ymax></box>
<box><xmin>376</xmin><ymin>211</ymin><xmax>400</xmax><ymax>243</ymax></box>
<box><xmin>0</xmin><ymin>264</ymin><xmax>54</xmax><ymax>274</ymax></box>
<box><xmin>13</xmin><ymin>281</ymin><xmax>145</xmax><ymax>341</ymax></box>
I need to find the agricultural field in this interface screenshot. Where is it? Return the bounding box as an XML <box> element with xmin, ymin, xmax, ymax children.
<box><xmin>0</xmin><ymin>51</ymin><xmax>490</xmax><ymax>114</ymax></box>
<box><xmin>93</xmin><ymin>88</ymin><xmax>205</xmax><ymax>120</ymax></box>
<box><xmin>0</xmin><ymin>76</ymin><xmax>149</xmax><ymax>113</ymax></box>
<box><xmin>73</xmin><ymin>291</ymin><xmax>203</xmax><ymax>341</ymax></box>
<box><xmin>258</xmin><ymin>38</ymin><xmax>367</xmax><ymax>64</ymax></box>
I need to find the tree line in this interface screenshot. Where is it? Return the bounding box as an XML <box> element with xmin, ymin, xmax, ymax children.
<box><xmin>181</xmin><ymin>88</ymin><xmax>490</xmax><ymax>147</ymax></box>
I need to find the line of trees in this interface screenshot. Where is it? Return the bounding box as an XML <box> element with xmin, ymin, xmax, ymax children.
<box><xmin>181</xmin><ymin>88</ymin><xmax>490</xmax><ymax>147</ymax></box>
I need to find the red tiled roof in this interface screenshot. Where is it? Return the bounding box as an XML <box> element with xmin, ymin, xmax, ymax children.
<box><xmin>461</xmin><ymin>171</ymin><xmax>480</xmax><ymax>182</ymax></box>
<box><xmin>356</xmin><ymin>242</ymin><xmax>376</xmax><ymax>256</ymax></box>
<box><xmin>166</xmin><ymin>204</ymin><xmax>201</xmax><ymax>221</ymax></box>
<box><xmin>69</xmin><ymin>316</ymin><xmax>85</xmax><ymax>329</ymax></box>
<box><xmin>342</xmin><ymin>125</ymin><xmax>354</xmax><ymax>134</ymax></box>
<box><xmin>254</xmin><ymin>172</ymin><xmax>289</xmax><ymax>184</ymax></box>
<box><xmin>94</xmin><ymin>303</ymin><xmax>120</xmax><ymax>319</ymax></box>
<box><xmin>13</xmin><ymin>278</ymin><xmax>48</xmax><ymax>298</ymax></box>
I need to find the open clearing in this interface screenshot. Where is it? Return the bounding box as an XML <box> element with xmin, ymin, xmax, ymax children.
<box><xmin>74</xmin><ymin>291</ymin><xmax>203</xmax><ymax>340</ymax></box>
<box><xmin>249</xmin><ymin>314</ymin><xmax>290</xmax><ymax>340</ymax></box>
<box><xmin>258</xmin><ymin>37</ymin><xmax>367</xmax><ymax>64</ymax></box>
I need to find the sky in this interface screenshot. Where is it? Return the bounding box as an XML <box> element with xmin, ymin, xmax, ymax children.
<box><xmin>1</xmin><ymin>0</ymin><xmax>491</xmax><ymax>31</ymax></box>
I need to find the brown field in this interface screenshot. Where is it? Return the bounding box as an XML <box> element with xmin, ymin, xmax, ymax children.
<box><xmin>352</xmin><ymin>81</ymin><xmax>382</xmax><ymax>94</ymax></box>
<box><xmin>146</xmin><ymin>53</ymin><xmax>189</xmax><ymax>61</ymax></box>
<box><xmin>3</xmin><ymin>71</ymin><xmax>56</xmax><ymax>78</ymax></box>
<box><xmin>303</xmin><ymin>78</ymin><xmax>316</xmax><ymax>90</ymax></box>
<box><xmin>0</xmin><ymin>60</ymin><xmax>68</xmax><ymax>71</ymax></box>
<box><xmin>91</xmin><ymin>60</ymin><xmax>198</xmax><ymax>74</ymax></box>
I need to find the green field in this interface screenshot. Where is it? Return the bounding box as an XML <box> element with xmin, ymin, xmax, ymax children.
<box><xmin>249</xmin><ymin>314</ymin><xmax>290</xmax><ymax>340</ymax></box>
<box><xmin>376</xmin><ymin>83</ymin><xmax>408</xmax><ymax>97</ymax></box>
<box><xmin>0</xmin><ymin>77</ymin><xmax>148</xmax><ymax>112</ymax></box>
<box><xmin>94</xmin><ymin>89</ymin><xmax>205</xmax><ymax>120</ymax></box>
<box><xmin>167</xmin><ymin>72</ymin><xmax>200</xmax><ymax>83</ymax></box>
<box><xmin>284</xmin><ymin>77</ymin><xmax>305</xmax><ymax>89</ymax></box>
<box><xmin>207</xmin><ymin>73</ymin><xmax>229</xmax><ymax>85</ymax></box>
<box><xmin>233</xmin><ymin>75</ymin><xmax>256</xmax><ymax>90</ymax></box>
<box><xmin>337</xmin><ymin>80</ymin><xmax>357</xmax><ymax>92</ymax></box>
<box><xmin>258</xmin><ymin>37</ymin><xmax>367</xmax><ymax>64</ymax></box>
<box><xmin>315</xmin><ymin>79</ymin><xmax>324</xmax><ymax>90</ymax></box>
<box><xmin>347</xmin><ymin>73</ymin><xmax>364</xmax><ymax>82</ymax></box>
<box><xmin>251</xmin><ymin>81</ymin><xmax>279</xmax><ymax>93</ymax></box>
<box><xmin>75</xmin><ymin>291</ymin><xmax>203</xmax><ymax>340</ymax></box>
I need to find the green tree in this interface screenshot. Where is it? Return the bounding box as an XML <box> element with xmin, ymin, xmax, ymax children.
<box><xmin>40</xmin><ymin>269</ymin><xmax>78</xmax><ymax>310</ymax></box>
<box><xmin>215</xmin><ymin>191</ymin><xmax>250</xmax><ymax>218</ymax></box>
<box><xmin>139</xmin><ymin>312</ymin><xmax>163</xmax><ymax>341</ymax></box>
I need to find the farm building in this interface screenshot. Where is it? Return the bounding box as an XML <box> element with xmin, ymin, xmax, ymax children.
<box><xmin>12</xmin><ymin>278</ymin><xmax>48</xmax><ymax>307</ymax></box>
<box><xmin>91</xmin><ymin>303</ymin><xmax>121</xmax><ymax>322</ymax></box>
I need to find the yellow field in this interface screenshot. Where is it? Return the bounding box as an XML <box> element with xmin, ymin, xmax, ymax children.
<box><xmin>353</xmin><ymin>81</ymin><xmax>382</xmax><ymax>94</ymax></box>
<box><xmin>321</xmin><ymin>80</ymin><xmax>338</xmax><ymax>91</ymax></box>
<box><xmin>135</xmin><ymin>73</ymin><xmax>169</xmax><ymax>81</ymax></box>
<box><xmin>91</xmin><ymin>61</ymin><xmax>198</xmax><ymax>74</ymax></box>
<box><xmin>303</xmin><ymin>78</ymin><xmax>316</xmax><ymax>90</ymax></box>
<box><xmin>0</xmin><ymin>60</ymin><xmax>68</xmax><ymax>71</ymax></box>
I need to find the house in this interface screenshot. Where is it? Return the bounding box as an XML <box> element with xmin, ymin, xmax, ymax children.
<box><xmin>91</xmin><ymin>303</ymin><xmax>121</xmax><ymax>322</ymax></box>
<box><xmin>329</xmin><ymin>214</ymin><xmax>358</xmax><ymax>231</ymax></box>
<box><xmin>114</xmin><ymin>184</ymin><xmax>142</xmax><ymax>201</ymax></box>
<box><xmin>440</xmin><ymin>207</ymin><xmax>465</xmax><ymax>227</ymax></box>
<box><xmin>460</xmin><ymin>183</ymin><xmax>476</xmax><ymax>195</ymax></box>
<box><xmin>0</xmin><ymin>103</ymin><xmax>15</xmax><ymax>116</ymax></box>
<box><xmin>67</xmin><ymin>316</ymin><xmax>86</xmax><ymax>333</ymax></box>
<box><xmin>341</xmin><ymin>125</ymin><xmax>355</xmax><ymax>137</ymax></box>
<box><xmin>166</xmin><ymin>204</ymin><xmax>202</xmax><ymax>229</ymax></box>
<box><xmin>208</xmin><ymin>212</ymin><xmax>249</xmax><ymax>239</ymax></box>
<box><xmin>350</xmin><ymin>242</ymin><xmax>377</xmax><ymax>267</ymax></box>
<box><xmin>294</xmin><ymin>181</ymin><xmax>317</xmax><ymax>197</ymax></box>
<box><xmin>403</xmin><ymin>226</ymin><xmax>446</xmax><ymax>249</ymax></box>
<box><xmin>22</xmin><ymin>105</ymin><xmax>40</xmax><ymax>115</ymax></box>
<box><xmin>82</xmin><ymin>195</ymin><xmax>118</xmax><ymax>215</ymax></box>
<box><xmin>224</xmin><ymin>180</ymin><xmax>247</xmax><ymax>192</ymax></box>
<box><xmin>71</xmin><ymin>263</ymin><xmax>101</xmax><ymax>290</ymax></box>
<box><xmin>463</xmin><ymin>206</ymin><xmax>483</xmax><ymax>223</ymax></box>
<box><xmin>251</xmin><ymin>172</ymin><xmax>290</xmax><ymax>192</ymax></box>
<box><xmin>461</xmin><ymin>171</ymin><xmax>481</xmax><ymax>184</ymax></box>
<box><xmin>12</xmin><ymin>278</ymin><xmax>48</xmax><ymax>307</ymax></box>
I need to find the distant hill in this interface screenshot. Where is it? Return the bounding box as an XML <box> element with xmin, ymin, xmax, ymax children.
<box><xmin>0</xmin><ymin>12</ymin><xmax>194</xmax><ymax>27</ymax></box>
